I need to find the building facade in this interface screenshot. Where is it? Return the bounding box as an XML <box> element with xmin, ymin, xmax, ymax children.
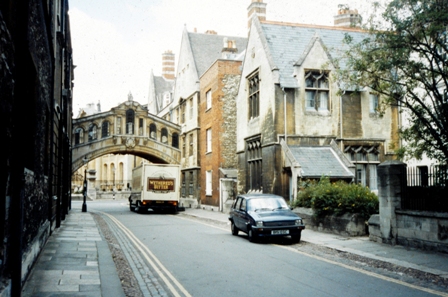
<box><xmin>150</xmin><ymin>27</ymin><xmax>247</xmax><ymax>209</ymax></box>
<box><xmin>199</xmin><ymin>47</ymin><xmax>242</xmax><ymax>210</ymax></box>
<box><xmin>236</xmin><ymin>1</ymin><xmax>400</xmax><ymax>202</ymax></box>
<box><xmin>0</xmin><ymin>1</ymin><xmax>74</xmax><ymax>295</ymax></box>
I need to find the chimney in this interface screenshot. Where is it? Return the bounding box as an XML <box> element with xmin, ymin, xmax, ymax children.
<box><xmin>205</xmin><ymin>30</ymin><xmax>217</xmax><ymax>35</ymax></box>
<box><xmin>334</xmin><ymin>6</ymin><xmax>362</xmax><ymax>28</ymax></box>
<box><xmin>221</xmin><ymin>38</ymin><xmax>238</xmax><ymax>59</ymax></box>
<box><xmin>162</xmin><ymin>50</ymin><xmax>175</xmax><ymax>80</ymax></box>
<box><xmin>247</xmin><ymin>0</ymin><xmax>267</xmax><ymax>34</ymax></box>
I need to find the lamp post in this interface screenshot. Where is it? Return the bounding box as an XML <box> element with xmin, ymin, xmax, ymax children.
<box><xmin>82</xmin><ymin>158</ymin><xmax>88</xmax><ymax>212</ymax></box>
<box><xmin>112</xmin><ymin>167</ymin><xmax>116</xmax><ymax>190</ymax></box>
<box><xmin>112</xmin><ymin>167</ymin><xmax>116</xmax><ymax>199</ymax></box>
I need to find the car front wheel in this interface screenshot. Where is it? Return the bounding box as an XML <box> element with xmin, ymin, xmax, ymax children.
<box><xmin>231</xmin><ymin>221</ymin><xmax>239</xmax><ymax>236</ymax></box>
<box><xmin>291</xmin><ymin>232</ymin><xmax>301</xmax><ymax>243</ymax></box>
<box><xmin>248</xmin><ymin>228</ymin><xmax>258</xmax><ymax>243</ymax></box>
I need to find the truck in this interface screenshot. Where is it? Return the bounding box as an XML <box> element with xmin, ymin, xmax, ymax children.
<box><xmin>128</xmin><ymin>163</ymin><xmax>182</xmax><ymax>213</ymax></box>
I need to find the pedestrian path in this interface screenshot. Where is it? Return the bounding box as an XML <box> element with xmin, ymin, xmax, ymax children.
<box><xmin>22</xmin><ymin>209</ymin><xmax>125</xmax><ymax>297</ymax></box>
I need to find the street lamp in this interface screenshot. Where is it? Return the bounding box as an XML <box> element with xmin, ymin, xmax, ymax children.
<box><xmin>112</xmin><ymin>166</ymin><xmax>116</xmax><ymax>190</ymax></box>
<box><xmin>112</xmin><ymin>166</ymin><xmax>116</xmax><ymax>199</ymax></box>
<box><xmin>82</xmin><ymin>157</ymin><xmax>88</xmax><ymax>212</ymax></box>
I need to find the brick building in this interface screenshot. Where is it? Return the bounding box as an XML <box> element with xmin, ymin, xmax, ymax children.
<box><xmin>199</xmin><ymin>43</ymin><xmax>243</xmax><ymax>210</ymax></box>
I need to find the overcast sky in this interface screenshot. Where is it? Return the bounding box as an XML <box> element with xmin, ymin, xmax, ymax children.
<box><xmin>69</xmin><ymin>0</ymin><xmax>384</xmax><ymax>114</ymax></box>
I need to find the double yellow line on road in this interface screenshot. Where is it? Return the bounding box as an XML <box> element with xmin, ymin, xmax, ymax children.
<box><xmin>100</xmin><ymin>212</ymin><xmax>192</xmax><ymax>297</ymax></box>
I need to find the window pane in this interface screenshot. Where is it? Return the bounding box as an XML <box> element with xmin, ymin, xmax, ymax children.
<box><xmin>319</xmin><ymin>76</ymin><xmax>329</xmax><ymax>89</ymax></box>
<box><xmin>318</xmin><ymin>91</ymin><xmax>329</xmax><ymax>111</ymax></box>
<box><xmin>370</xmin><ymin>94</ymin><xmax>379</xmax><ymax>113</ymax></box>
<box><xmin>368</xmin><ymin>165</ymin><xmax>378</xmax><ymax>190</ymax></box>
<box><xmin>305</xmin><ymin>76</ymin><xmax>314</xmax><ymax>88</ymax></box>
<box><xmin>356</xmin><ymin>164</ymin><xmax>366</xmax><ymax>186</ymax></box>
<box><xmin>306</xmin><ymin>91</ymin><xmax>315</xmax><ymax>109</ymax></box>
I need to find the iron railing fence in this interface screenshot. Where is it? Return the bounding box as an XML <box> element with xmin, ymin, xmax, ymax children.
<box><xmin>402</xmin><ymin>165</ymin><xmax>448</xmax><ymax>212</ymax></box>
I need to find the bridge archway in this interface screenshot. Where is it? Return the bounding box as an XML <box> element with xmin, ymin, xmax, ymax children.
<box><xmin>72</xmin><ymin>100</ymin><xmax>181</xmax><ymax>173</ymax></box>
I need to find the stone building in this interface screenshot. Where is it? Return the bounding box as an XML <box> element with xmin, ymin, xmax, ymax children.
<box><xmin>0</xmin><ymin>0</ymin><xmax>74</xmax><ymax>295</ymax></box>
<box><xmin>236</xmin><ymin>1</ymin><xmax>400</xmax><ymax>201</ymax></box>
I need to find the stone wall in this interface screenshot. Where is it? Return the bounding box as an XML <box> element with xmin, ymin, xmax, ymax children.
<box><xmin>374</xmin><ymin>161</ymin><xmax>448</xmax><ymax>253</ymax></box>
<box><xmin>294</xmin><ymin>207</ymin><xmax>367</xmax><ymax>237</ymax></box>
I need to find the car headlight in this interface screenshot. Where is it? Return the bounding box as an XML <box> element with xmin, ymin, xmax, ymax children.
<box><xmin>256</xmin><ymin>221</ymin><xmax>264</xmax><ymax>227</ymax></box>
<box><xmin>295</xmin><ymin>219</ymin><xmax>303</xmax><ymax>225</ymax></box>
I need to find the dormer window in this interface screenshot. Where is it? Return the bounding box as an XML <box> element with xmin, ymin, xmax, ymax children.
<box><xmin>305</xmin><ymin>70</ymin><xmax>329</xmax><ymax>111</ymax></box>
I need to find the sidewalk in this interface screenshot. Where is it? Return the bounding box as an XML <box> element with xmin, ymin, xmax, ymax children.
<box><xmin>22</xmin><ymin>208</ymin><xmax>125</xmax><ymax>297</ymax></box>
<box><xmin>181</xmin><ymin>207</ymin><xmax>448</xmax><ymax>280</ymax></box>
<box><xmin>22</xmin><ymin>205</ymin><xmax>448</xmax><ymax>296</ymax></box>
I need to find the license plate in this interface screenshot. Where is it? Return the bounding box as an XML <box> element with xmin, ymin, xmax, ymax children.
<box><xmin>271</xmin><ymin>229</ymin><xmax>289</xmax><ymax>235</ymax></box>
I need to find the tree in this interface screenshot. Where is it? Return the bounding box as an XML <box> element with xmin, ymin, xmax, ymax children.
<box><xmin>335</xmin><ymin>0</ymin><xmax>448</xmax><ymax>164</ymax></box>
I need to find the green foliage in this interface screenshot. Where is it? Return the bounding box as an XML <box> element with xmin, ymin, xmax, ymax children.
<box><xmin>333</xmin><ymin>0</ymin><xmax>448</xmax><ymax>165</ymax></box>
<box><xmin>294</xmin><ymin>177</ymin><xmax>379</xmax><ymax>220</ymax></box>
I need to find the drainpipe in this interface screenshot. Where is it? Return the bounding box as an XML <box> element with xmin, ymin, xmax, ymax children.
<box><xmin>339</xmin><ymin>90</ymin><xmax>345</xmax><ymax>151</ymax></box>
<box><xmin>282</xmin><ymin>87</ymin><xmax>287</xmax><ymax>144</ymax></box>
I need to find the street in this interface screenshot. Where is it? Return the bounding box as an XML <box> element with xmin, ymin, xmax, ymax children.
<box><xmin>81</xmin><ymin>199</ymin><xmax>446</xmax><ymax>297</ymax></box>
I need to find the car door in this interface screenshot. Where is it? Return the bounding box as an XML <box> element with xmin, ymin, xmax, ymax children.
<box><xmin>237</xmin><ymin>198</ymin><xmax>248</xmax><ymax>233</ymax></box>
<box><xmin>233</xmin><ymin>197</ymin><xmax>245</xmax><ymax>232</ymax></box>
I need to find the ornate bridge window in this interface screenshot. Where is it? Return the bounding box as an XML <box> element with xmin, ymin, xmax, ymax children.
<box><xmin>126</xmin><ymin>109</ymin><xmax>134</xmax><ymax>134</ymax></box>
<box><xmin>172</xmin><ymin>133</ymin><xmax>179</xmax><ymax>148</ymax></box>
<box><xmin>101</xmin><ymin>121</ymin><xmax>109</xmax><ymax>138</ymax></box>
<box><xmin>150</xmin><ymin>123</ymin><xmax>157</xmax><ymax>139</ymax></box>
<box><xmin>75</xmin><ymin>127</ymin><xmax>84</xmax><ymax>145</ymax></box>
<box><xmin>88</xmin><ymin>124</ymin><xmax>97</xmax><ymax>142</ymax></box>
<box><xmin>138</xmin><ymin>118</ymin><xmax>144</xmax><ymax>136</ymax></box>
<box><xmin>161</xmin><ymin>128</ymin><xmax>168</xmax><ymax>143</ymax></box>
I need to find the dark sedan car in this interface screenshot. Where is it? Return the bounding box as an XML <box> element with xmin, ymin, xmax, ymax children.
<box><xmin>229</xmin><ymin>194</ymin><xmax>305</xmax><ymax>243</ymax></box>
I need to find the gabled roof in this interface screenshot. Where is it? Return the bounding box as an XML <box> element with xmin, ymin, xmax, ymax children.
<box><xmin>188</xmin><ymin>32</ymin><xmax>248</xmax><ymax>77</ymax></box>
<box><xmin>254</xmin><ymin>18</ymin><xmax>368</xmax><ymax>88</ymax></box>
<box><xmin>283</xmin><ymin>144</ymin><xmax>354</xmax><ymax>179</ymax></box>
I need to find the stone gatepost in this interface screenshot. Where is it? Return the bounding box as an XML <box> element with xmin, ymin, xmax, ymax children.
<box><xmin>377</xmin><ymin>160</ymin><xmax>406</xmax><ymax>245</ymax></box>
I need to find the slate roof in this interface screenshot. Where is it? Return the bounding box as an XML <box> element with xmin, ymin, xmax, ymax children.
<box><xmin>188</xmin><ymin>32</ymin><xmax>248</xmax><ymax>77</ymax></box>
<box><xmin>258</xmin><ymin>20</ymin><xmax>368</xmax><ymax>88</ymax></box>
<box><xmin>288</xmin><ymin>146</ymin><xmax>354</xmax><ymax>179</ymax></box>
<box><xmin>154</xmin><ymin>76</ymin><xmax>174</xmax><ymax>94</ymax></box>
<box><xmin>153</xmin><ymin>76</ymin><xmax>174</xmax><ymax>111</ymax></box>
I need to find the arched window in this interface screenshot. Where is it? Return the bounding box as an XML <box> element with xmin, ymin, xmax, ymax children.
<box><xmin>161</xmin><ymin>128</ymin><xmax>168</xmax><ymax>143</ymax></box>
<box><xmin>150</xmin><ymin>123</ymin><xmax>157</xmax><ymax>139</ymax></box>
<box><xmin>75</xmin><ymin>127</ymin><xmax>84</xmax><ymax>145</ymax></box>
<box><xmin>172</xmin><ymin>133</ymin><xmax>179</xmax><ymax>148</ymax></box>
<box><xmin>126</xmin><ymin>109</ymin><xmax>135</xmax><ymax>134</ymax></box>
<box><xmin>119</xmin><ymin>162</ymin><xmax>124</xmax><ymax>182</ymax></box>
<box><xmin>101</xmin><ymin>121</ymin><xmax>109</xmax><ymax>138</ymax></box>
<box><xmin>88</xmin><ymin>124</ymin><xmax>97</xmax><ymax>141</ymax></box>
<box><xmin>103</xmin><ymin>164</ymin><xmax>108</xmax><ymax>182</ymax></box>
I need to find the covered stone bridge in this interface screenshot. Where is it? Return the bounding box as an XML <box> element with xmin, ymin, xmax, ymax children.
<box><xmin>72</xmin><ymin>100</ymin><xmax>181</xmax><ymax>172</ymax></box>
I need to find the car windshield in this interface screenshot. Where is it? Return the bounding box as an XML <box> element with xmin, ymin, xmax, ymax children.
<box><xmin>247</xmin><ymin>197</ymin><xmax>289</xmax><ymax>212</ymax></box>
